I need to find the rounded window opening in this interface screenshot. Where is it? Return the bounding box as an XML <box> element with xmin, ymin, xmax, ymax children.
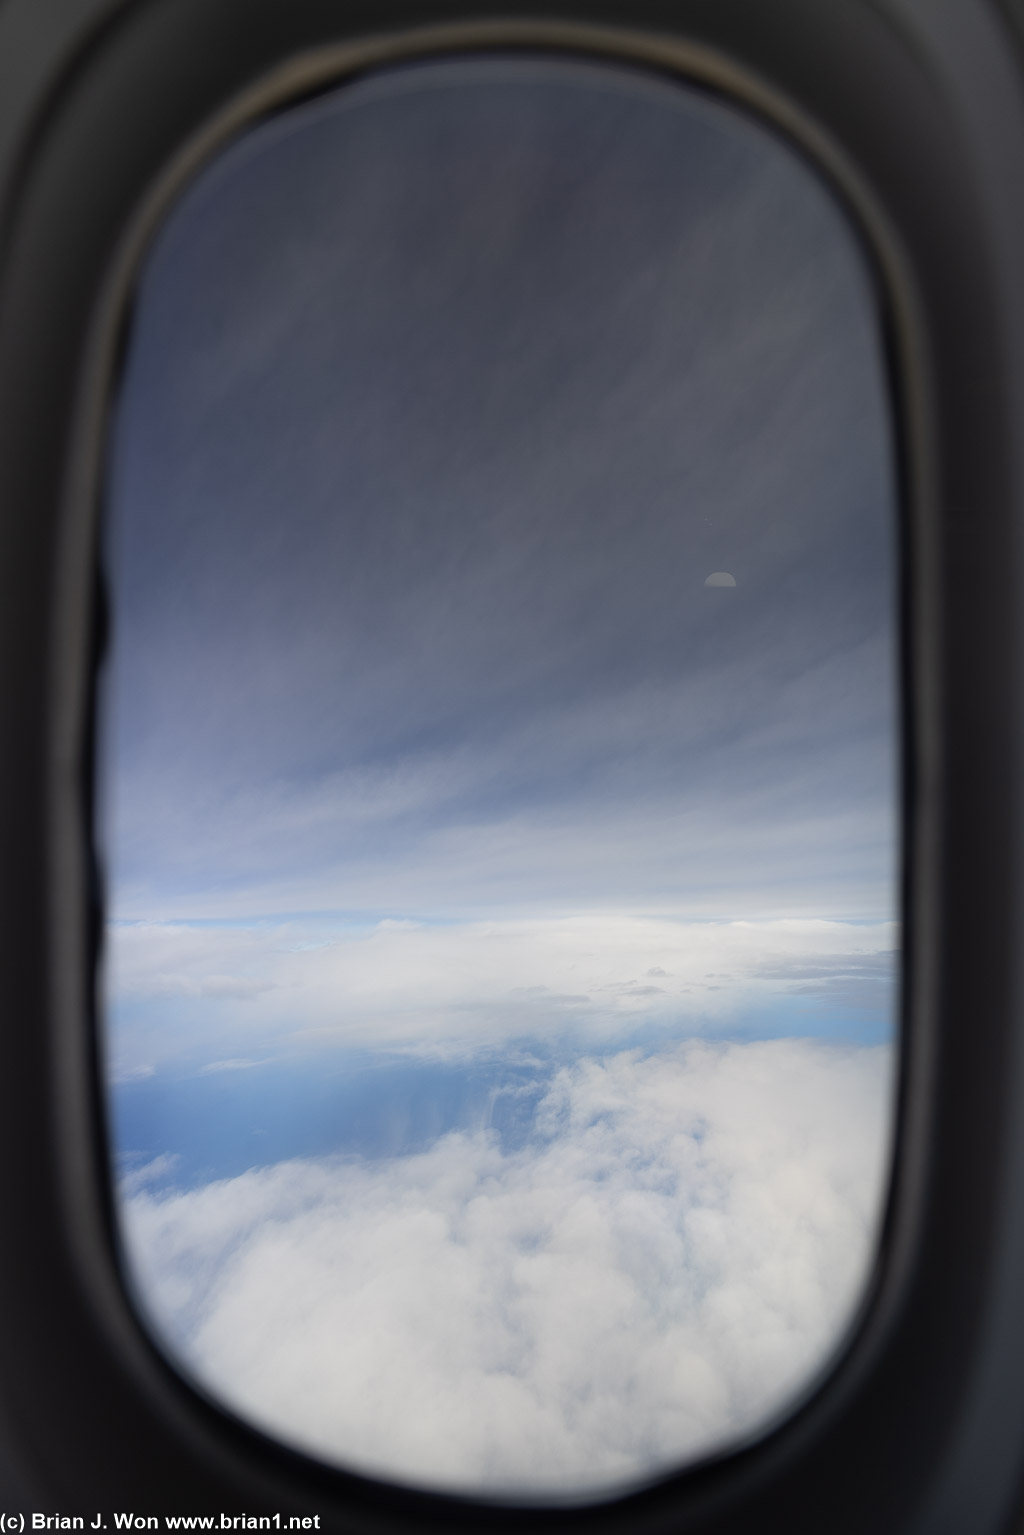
<box><xmin>99</xmin><ymin>51</ymin><xmax>900</xmax><ymax>1501</ymax></box>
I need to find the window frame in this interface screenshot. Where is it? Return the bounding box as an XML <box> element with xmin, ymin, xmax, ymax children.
<box><xmin>2</xmin><ymin>0</ymin><xmax>1024</xmax><ymax>1529</ymax></box>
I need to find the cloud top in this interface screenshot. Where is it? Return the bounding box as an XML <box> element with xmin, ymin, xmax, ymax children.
<box><xmin>121</xmin><ymin>1037</ymin><xmax>892</xmax><ymax>1497</ymax></box>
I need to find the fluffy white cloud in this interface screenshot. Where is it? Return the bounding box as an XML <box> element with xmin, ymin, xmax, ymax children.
<box><xmin>121</xmin><ymin>1037</ymin><xmax>892</xmax><ymax>1497</ymax></box>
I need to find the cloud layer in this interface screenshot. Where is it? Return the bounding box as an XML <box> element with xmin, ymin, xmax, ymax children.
<box><xmin>105</xmin><ymin>915</ymin><xmax>896</xmax><ymax>1077</ymax></box>
<box><xmin>121</xmin><ymin>1038</ymin><xmax>892</xmax><ymax>1497</ymax></box>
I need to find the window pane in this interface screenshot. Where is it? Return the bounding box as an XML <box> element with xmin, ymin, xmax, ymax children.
<box><xmin>99</xmin><ymin>54</ymin><xmax>899</xmax><ymax>1499</ymax></box>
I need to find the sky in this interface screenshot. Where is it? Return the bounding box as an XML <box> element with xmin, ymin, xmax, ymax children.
<box><xmin>99</xmin><ymin>54</ymin><xmax>899</xmax><ymax>1500</ymax></box>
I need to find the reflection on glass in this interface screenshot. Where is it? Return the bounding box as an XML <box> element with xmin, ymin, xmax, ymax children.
<box><xmin>100</xmin><ymin>55</ymin><xmax>898</xmax><ymax>1498</ymax></box>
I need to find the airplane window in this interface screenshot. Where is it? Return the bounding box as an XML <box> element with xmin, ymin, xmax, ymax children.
<box><xmin>97</xmin><ymin>53</ymin><xmax>899</xmax><ymax>1501</ymax></box>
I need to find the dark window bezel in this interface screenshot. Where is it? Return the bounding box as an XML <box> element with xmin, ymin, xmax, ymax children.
<box><xmin>1</xmin><ymin>0</ymin><xmax>1024</xmax><ymax>1531</ymax></box>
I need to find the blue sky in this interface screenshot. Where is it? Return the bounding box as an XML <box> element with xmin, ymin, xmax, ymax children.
<box><xmin>101</xmin><ymin>55</ymin><xmax>899</xmax><ymax>1497</ymax></box>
